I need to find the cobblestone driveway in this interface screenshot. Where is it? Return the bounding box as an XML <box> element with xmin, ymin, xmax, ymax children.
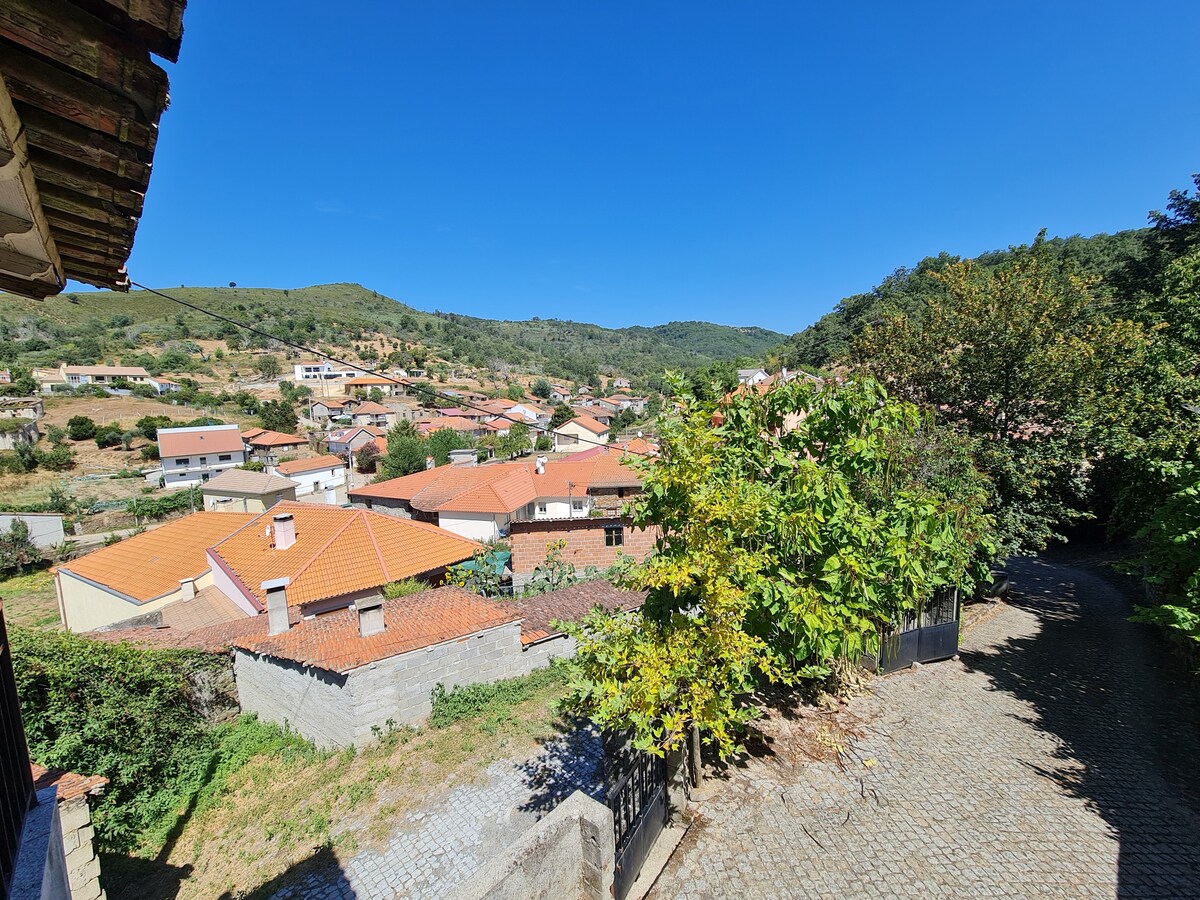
<box><xmin>650</xmin><ymin>557</ymin><xmax>1200</xmax><ymax>899</ymax></box>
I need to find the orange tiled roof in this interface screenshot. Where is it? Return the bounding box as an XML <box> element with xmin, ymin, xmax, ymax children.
<box><xmin>58</xmin><ymin>512</ymin><xmax>256</xmax><ymax>603</ymax></box>
<box><xmin>209</xmin><ymin>502</ymin><xmax>479</xmax><ymax>607</ymax></box>
<box><xmin>344</xmin><ymin>376</ymin><xmax>396</xmax><ymax>386</ymax></box>
<box><xmin>158</xmin><ymin>425</ymin><xmax>245</xmax><ymax>457</ymax></box>
<box><xmin>274</xmin><ymin>455</ymin><xmax>345</xmax><ymax>476</ymax></box>
<box><xmin>31</xmin><ymin>764</ymin><xmax>107</xmax><ymax>801</ymax></box>
<box><xmin>352</xmin><ymin>401</ymin><xmax>393</xmax><ymax>414</ymax></box>
<box><xmin>243</xmin><ymin>429</ymin><xmax>307</xmax><ymax>447</ymax></box>
<box><xmin>420</xmin><ymin>416</ymin><xmax>479</xmax><ymax>433</ymax></box>
<box><xmin>231</xmin><ymin>586</ymin><xmax>519</xmax><ymax>673</ymax></box>
<box><xmin>512</xmin><ymin>581</ymin><xmax>646</xmax><ymax>644</ymax></box>
<box><xmin>562</xmin><ymin>414</ymin><xmax>609</xmax><ymax>435</ymax></box>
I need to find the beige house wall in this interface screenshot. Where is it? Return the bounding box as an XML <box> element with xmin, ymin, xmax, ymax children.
<box><xmin>56</xmin><ymin>569</ymin><xmax>215</xmax><ymax>633</ymax></box>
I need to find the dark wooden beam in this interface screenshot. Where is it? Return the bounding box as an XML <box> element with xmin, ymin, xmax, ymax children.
<box><xmin>17</xmin><ymin>102</ymin><xmax>153</xmax><ymax>182</ymax></box>
<box><xmin>0</xmin><ymin>245</ymin><xmax>57</xmax><ymax>279</ymax></box>
<box><xmin>0</xmin><ymin>271</ymin><xmax>60</xmax><ymax>298</ymax></box>
<box><xmin>0</xmin><ymin>0</ymin><xmax>169</xmax><ymax>122</ymax></box>
<box><xmin>0</xmin><ymin>210</ymin><xmax>34</xmax><ymax>238</ymax></box>
<box><xmin>27</xmin><ymin>147</ymin><xmax>146</xmax><ymax>217</ymax></box>
<box><xmin>2</xmin><ymin>45</ymin><xmax>158</xmax><ymax>150</ymax></box>
<box><xmin>66</xmin><ymin>0</ymin><xmax>186</xmax><ymax>63</ymax></box>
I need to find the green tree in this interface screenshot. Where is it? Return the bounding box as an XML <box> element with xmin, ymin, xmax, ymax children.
<box><xmin>254</xmin><ymin>354</ymin><xmax>281</xmax><ymax>379</ymax></box>
<box><xmin>376</xmin><ymin>421</ymin><xmax>428</xmax><ymax>479</ymax></box>
<box><xmin>0</xmin><ymin>519</ymin><xmax>40</xmax><ymax>574</ymax></box>
<box><xmin>427</xmin><ymin>428</ymin><xmax>474</xmax><ymax>466</ymax></box>
<box><xmin>505</xmin><ymin>383</ymin><xmax>526</xmax><ymax>402</ymax></box>
<box><xmin>66</xmin><ymin>416</ymin><xmax>96</xmax><ymax>441</ymax></box>
<box><xmin>564</xmin><ymin>377</ymin><xmax>993</xmax><ymax>758</ymax></box>
<box><xmin>549</xmin><ymin>404</ymin><xmax>574</xmax><ymax>429</ymax></box>
<box><xmin>530</xmin><ymin>378</ymin><xmax>552</xmax><ymax>399</ymax></box>
<box><xmin>258</xmin><ymin>400</ymin><xmax>298</xmax><ymax>434</ymax></box>
<box><xmin>356</xmin><ymin>443</ymin><xmax>380</xmax><ymax>474</ymax></box>
<box><xmin>852</xmin><ymin>233</ymin><xmax>1147</xmax><ymax>557</ymax></box>
<box><xmin>500</xmin><ymin>421</ymin><xmax>530</xmax><ymax>458</ymax></box>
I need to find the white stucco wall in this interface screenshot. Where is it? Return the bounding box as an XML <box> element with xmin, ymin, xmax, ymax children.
<box><xmin>436</xmin><ymin>512</ymin><xmax>506</xmax><ymax>542</ymax></box>
<box><xmin>57</xmin><ymin>569</ymin><xmax>215</xmax><ymax>633</ymax></box>
<box><xmin>0</xmin><ymin>513</ymin><xmax>64</xmax><ymax>548</ymax></box>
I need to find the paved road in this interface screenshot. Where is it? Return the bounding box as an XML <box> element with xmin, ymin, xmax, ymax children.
<box><xmin>650</xmin><ymin>557</ymin><xmax>1200</xmax><ymax>899</ymax></box>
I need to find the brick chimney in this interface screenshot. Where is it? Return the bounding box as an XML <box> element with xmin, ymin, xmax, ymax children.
<box><xmin>178</xmin><ymin>577</ymin><xmax>196</xmax><ymax>601</ymax></box>
<box><xmin>357</xmin><ymin>596</ymin><xmax>385</xmax><ymax>638</ymax></box>
<box><xmin>272</xmin><ymin>512</ymin><xmax>296</xmax><ymax>550</ymax></box>
<box><xmin>264</xmin><ymin>577</ymin><xmax>291</xmax><ymax>634</ymax></box>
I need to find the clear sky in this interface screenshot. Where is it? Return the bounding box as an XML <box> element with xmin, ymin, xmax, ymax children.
<box><xmin>108</xmin><ymin>1</ymin><xmax>1200</xmax><ymax>334</ymax></box>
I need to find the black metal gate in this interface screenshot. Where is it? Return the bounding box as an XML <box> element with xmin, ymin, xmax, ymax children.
<box><xmin>877</xmin><ymin>586</ymin><xmax>960</xmax><ymax>673</ymax></box>
<box><xmin>607</xmin><ymin>744</ymin><xmax>668</xmax><ymax>900</ymax></box>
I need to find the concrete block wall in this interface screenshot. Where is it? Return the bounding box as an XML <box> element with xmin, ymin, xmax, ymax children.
<box><xmin>347</xmin><ymin>622</ymin><xmax>525</xmax><ymax>744</ymax></box>
<box><xmin>232</xmin><ymin>651</ymin><xmax>356</xmax><ymax>749</ymax></box>
<box><xmin>448</xmin><ymin>790</ymin><xmax>615</xmax><ymax>900</ymax></box>
<box><xmin>513</xmin><ymin>635</ymin><xmax>577</xmax><ymax>676</ymax></box>
<box><xmin>58</xmin><ymin>796</ymin><xmax>104</xmax><ymax>900</ymax></box>
<box><xmin>510</xmin><ymin>518</ymin><xmax>660</xmax><ymax>574</ymax></box>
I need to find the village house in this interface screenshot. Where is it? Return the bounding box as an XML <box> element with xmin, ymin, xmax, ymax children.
<box><xmin>548</xmin><ymin>384</ymin><xmax>572</xmax><ymax>403</ymax></box>
<box><xmin>270</xmin><ymin>455</ymin><xmax>348</xmax><ymax>503</ymax></box>
<box><xmin>596</xmin><ymin>393</ymin><xmax>647</xmax><ymax>414</ymax></box>
<box><xmin>348</xmin><ymin>401</ymin><xmax>397</xmax><ymax>429</ymax></box>
<box><xmin>158</xmin><ymin>424</ymin><xmax>248</xmax><ymax>486</ymax></box>
<box><xmin>344</xmin><ymin>376</ymin><xmax>406</xmax><ymax>398</ymax></box>
<box><xmin>309</xmin><ymin>397</ymin><xmax>353</xmax><ymax>421</ymax></box>
<box><xmin>417</xmin><ymin>416</ymin><xmax>491</xmax><ymax>440</ymax></box>
<box><xmin>326</xmin><ymin>425</ymin><xmax>386</xmax><ymax>456</ymax></box>
<box><xmin>151</xmin><ymin>377</ymin><xmax>183</xmax><ymax>394</ymax></box>
<box><xmin>61</xmin><ymin>364</ymin><xmax>152</xmax><ymax>388</ymax></box>
<box><xmin>201</xmin><ymin>469</ymin><xmax>298</xmax><ymax>513</ymax></box>
<box><xmin>611</xmin><ymin>377</ymin><xmax>632</xmax><ymax>390</ymax></box>
<box><xmin>228</xmin><ymin>580</ymin><xmax>644</xmax><ymax>748</ymax></box>
<box><xmin>293</xmin><ymin>360</ymin><xmax>358</xmax><ymax>382</ymax></box>
<box><xmin>572</xmin><ymin>406</ymin><xmax>612</xmax><ymax>426</ymax></box>
<box><xmin>55</xmin><ymin>503</ymin><xmax>479</xmax><ymax>633</ymax></box>
<box><xmin>737</xmin><ymin>367</ymin><xmax>771</xmax><ymax>386</ymax></box>
<box><xmin>553</xmin><ymin>415</ymin><xmax>610</xmax><ymax>451</ymax></box>
<box><xmin>241</xmin><ymin>428</ymin><xmax>309</xmax><ymax>461</ymax></box>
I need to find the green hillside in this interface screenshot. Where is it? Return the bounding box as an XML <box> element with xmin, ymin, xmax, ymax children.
<box><xmin>778</xmin><ymin>229</ymin><xmax>1152</xmax><ymax>370</ymax></box>
<box><xmin>0</xmin><ymin>283</ymin><xmax>781</xmax><ymax>386</ymax></box>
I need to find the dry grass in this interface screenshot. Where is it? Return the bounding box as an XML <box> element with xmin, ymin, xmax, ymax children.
<box><xmin>105</xmin><ymin>675</ymin><xmax>571</xmax><ymax>900</ymax></box>
<box><xmin>0</xmin><ymin>568</ymin><xmax>59</xmax><ymax>629</ymax></box>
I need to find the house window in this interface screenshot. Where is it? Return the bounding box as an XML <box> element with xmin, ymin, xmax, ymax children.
<box><xmin>175</xmin><ymin>458</ymin><xmax>189</xmax><ymax>466</ymax></box>
<box><xmin>199</xmin><ymin>457</ymin><xmax>207</xmax><ymax>465</ymax></box>
<box><xmin>219</xmin><ymin>454</ymin><xmax>231</xmax><ymax>462</ymax></box>
<box><xmin>537</xmin><ymin>502</ymin><xmax>548</xmax><ymax>515</ymax></box>
<box><xmin>604</xmin><ymin>526</ymin><xmax>624</xmax><ymax>547</ymax></box>
<box><xmin>572</xmin><ymin>499</ymin><xmax>584</xmax><ymax>512</ymax></box>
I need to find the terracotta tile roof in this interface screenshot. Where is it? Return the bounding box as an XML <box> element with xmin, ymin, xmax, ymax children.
<box><xmin>420</xmin><ymin>416</ymin><xmax>480</xmax><ymax>433</ymax></box>
<box><xmin>275</xmin><ymin>455</ymin><xmax>345</xmax><ymax>476</ymax></box>
<box><xmin>209</xmin><ymin>502</ymin><xmax>480</xmax><ymax>607</ymax></box>
<box><xmin>31</xmin><ymin>764</ymin><xmax>107</xmax><ymax>801</ymax></box>
<box><xmin>231</xmin><ymin>586</ymin><xmax>520</xmax><ymax>673</ymax></box>
<box><xmin>352</xmin><ymin>401</ymin><xmax>393</xmax><ymax>414</ymax></box>
<box><xmin>243</xmin><ymin>429</ymin><xmax>307</xmax><ymax>447</ymax></box>
<box><xmin>344</xmin><ymin>376</ymin><xmax>396</xmax><ymax>386</ymax></box>
<box><xmin>201</xmin><ymin>469</ymin><xmax>297</xmax><ymax>495</ymax></box>
<box><xmin>561</xmin><ymin>415</ymin><xmax>609</xmax><ymax>435</ymax></box>
<box><xmin>58</xmin><ymin>513</ymin><xmax>256</xmax><ymax>603</ymax></box>
<box><xmin>438</xmin><ymin>467</ymin><xmax>538</xmax><ymax>514</ymax></box>
<box><xmin>313</xmin><ymin>398</ymin><xmax>347</xmax><ymax>408</ymax></box>
<box><xmin>158</xmin><ymin>584</ymin><xmax>251</xmax><ymax>630</ymax></box>
<box><xmin>86</xmin><ymin>613</ymin><xmax>275</xmax><ymax>654</ymax></box>
<box><xmin>328</xmin><ymin>426</ymin><xmax>385</xmax><ymax>443</ymax></box>
<box><xmin>158</xmin><ymin>425</ymin><xmax>246</xmax><ymax>457</ymax></box>
<box><xmin>511</xmin><ymin>581</ymin><xmax>645</xmax><ymax>645</ymax></box>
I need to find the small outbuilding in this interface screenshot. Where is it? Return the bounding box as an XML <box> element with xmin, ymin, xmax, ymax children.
<box><xmin>201</xmin><ymin>469</ymin><xmax>298</xmax><ymax>513</ymax></box>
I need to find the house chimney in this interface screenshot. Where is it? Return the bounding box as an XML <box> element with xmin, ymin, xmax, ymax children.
<box><xmin>264</xmin><ymin>577</ymin><xmax>291</xmax><ymax>634</ymax></box>
<box><xmin>425</xmin><ymin>455</ymin><xmax>435</xmax><ymax>470</ymax></box>
<box><xmin>535</xmin><ymin>455</ymin><xmax>547</xmax><ymax>475</ymax></box>
<box><xmin>272</xmin><ymin>512</ymin><xmax>296</xmax><ymax>550</ymax></box>
<box><xmin>357</xmin><ymin>596</ymin><xmax>385</xmax><ymax>638</ymax></box>
<box><xmin>178</xmin><ymin>578</ymin><xmax>196</xmax><ymax>601</ymax></box>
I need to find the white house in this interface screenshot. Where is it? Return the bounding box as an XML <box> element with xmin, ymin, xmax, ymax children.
<box><xmin>737</xmin><ymin>368</ymin><xmax>770</xmax><ymax>386</ymax></box>
<box><xmin>270</xmin><ymin>455</ymin><xmax>347</xmax><ymax>503</ymax></box>
<box><xmin>61</xmin><ymin>364</ymin><xmax>152</xmax><ymax>387</ymax></box>
<box><xmin>326</xmin><ymin>426</ymin><xmax>385</xmax><ymax>456</ymax></box>
<box><xmin>293</xmin><ymin>360</ymin><xmax>357</xmax><ymax>382</ymax></box>
<box><xmin>552</xmin><ymin>415</ymin><xmax>610</xmax><ymax>452</ymax></box>
<box><xmin>150</xmin><ymin>377</ymin><xmax>182</xmax><ymax>394</ymax></box>
<box><xmin>158</xmin><ymin>424</ymin><xmax>248</xmax><ymax>487</ymax></box>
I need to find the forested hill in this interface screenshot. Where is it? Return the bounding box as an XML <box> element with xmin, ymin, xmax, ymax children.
<box><xmin>777</xmin><ymin>229</ymin><xmax>1152</xmax><ymax>370</ymax></box>
<box><xmin>0</xmin><ymin>283</ymin><xmax>782</xmax><ymax>384</ymax></box>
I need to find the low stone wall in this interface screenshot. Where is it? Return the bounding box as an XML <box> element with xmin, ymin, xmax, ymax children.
<box><xmin>448</xmin><ymin>791</ymin><xmax>614</xmax><ymax>900</ymax></box>
<box><xmin>58</xmin><ymin>795</ymin><xmax>104</xmax><ymax>900</ymax></box>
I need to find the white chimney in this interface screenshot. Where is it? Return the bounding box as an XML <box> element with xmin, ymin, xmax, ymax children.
<box><xmin>264</xmin><ymin>577</ymin><xmax>291</xmax><ymax>634</ymax></box>
<box><xmin>324</xmin><ymin>484</ymin><xmax>336</xmax><ymax>505</ymax></box>
<box><xmin>357</xmin><ymin>597</ymin><xmax>385</xmax><ymax>638</ymax></box>
<box><xmin>178</xmin><ymin>578</ymin><xmax>196</xmax><ymax>601</ymax></box>
<box><xmin>425</xmin><ymin>455</ymin><xmax>435</xmax><ymax>470</ymax></box>
<box><xmin>535</xmin><ymin>456</ymin><xmax>547</xmax><ymax>475</ymax></box>
<box><xmin>272</xmin><ymin>512</ymin><xmax>296</xmax><ymax>550</ymax></box>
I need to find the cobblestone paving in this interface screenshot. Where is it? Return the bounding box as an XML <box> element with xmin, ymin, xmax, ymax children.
<box><xmin>650</xmin><ymin>557</ymin><xmax>1200</xmax><ymax>899</ymax></box>
<box><xmin>269</xmin><ymin>727</ymin><xmax>604</xmax><ymax>900</ymax></box>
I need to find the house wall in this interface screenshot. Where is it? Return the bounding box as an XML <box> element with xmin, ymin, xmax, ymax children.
<box><xmin>206</xmin><ymin>553</ymin><xmax>261</xmax><ymax>616</ymax></box>
<box><xmin>233</xmin><ymin>650</ymin><xmax>356</xmax><ymax>749</ymax></box>
<box><xmin>57</xmin><ymin>570</ymin><xmax>214</xmax><ymax>633</ymax></box>
<box><xmin>202</xmin><ymin>486</ymin><xmax>295</xmax><ymax>513</ymax></box>
<box><xmin>57</xmin><ymin>794</ymin><xmax>105</xmax><ymax>900</ymax></box>
<box><xmin>0</xmin><ymin>514</ymin><xmax>64</xmax><ymax>548</ymax></box>
<box><xmin>437</xmin><ymin>511</ymin><xmax>506</xmax><ymax>542</ymax></box>
<box><xmin>277</xmin><ymin>465</ymin><xmax>346</xmax><ymax>497</ymax></box>
<box><xmin>509</xmin><ymin>518</ymin><xmax>660</xmax><ymax>575</ymax></box>
<box><xmin>161</xmin><ymin>450</ymin><xmax>247</xmax><ymax>487</ymax></box>
<box><xmin>515</xmin><ymin>635</ymin><xmax>577</xmax><ymax>674</ymax></box>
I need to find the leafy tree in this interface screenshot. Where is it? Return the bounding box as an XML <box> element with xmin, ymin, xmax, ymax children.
<box><xmin>356</xmin><ymin>442</ymin><xmax>379</xmax><ymax>474</ymax></box>
<box><xmin>94</xmin><ymin>425</ymin><xmax>123</xmax><ymax>449</ymax></box>
<box><xmin>1128</xmin><ymin>463</ymin><xmax>1200</xmax><ymax>641</ymax></box>
<box><xmin>254</xmin><ymin>354</ymin><xmax>281</xmax><ymax>379</ymax></box>
<box><xmin>505</xmin><ymin>383</ymin><xmax>526</xmax><ymax>402</ymax></box>
<box><xmin>427</xmin><ymin>428</ymin><xmax>474</xmax><ymax>466</ymax></box>
<box><xmin>564</xmin><ymin>377</ymin><xmax>993</xmax><ymax>758</ymax></box>
<box><xmin>530</xmin><ymin>378</ymin><xmax>552</xmax><ymax>399</ymax></box>
<box><xmin>500</xmin><ymin>421</ymin><xmax>530</xmax><ymax>458</ymax></box>
<box><xmin>549</xmin><ymin>404</ymin><xmax>574</xmax><ymax>430</ymax></box>
<box><xmin>852</xmin><ymin>233</ymin><xmax>1147</xmax><ymax>557</ymax></box>
<box><xmin>258</xmin><ymin>400</ymin><xmax>297</xmax><ymax>434</ymax></box>
<box><xmin>535</xmin><ymin>434</ymin><xmax>552</xmax><ymax>452</ymax></box>
<box><xmin>0</xmin><ymin>519</ymin><xmax>40</xmax><ymax>574</ymax></box>
<box><xmin>524</xmin><ymin>540</ymin><xmax>577</xmax><ymax>595</ymax></box>
<box><xmin>135</xmin><ymin>415</ymin><xmax>172</xmax><ymax>441</ymax></box>
<box><xmin>66</xmin><ymin>415</ymin><xmax>97</xmax><ymax>441</ymax></box>
<box><xmin>377</xmin><ymin>421</ymin><xmax>428</xmax><ymax>479</ymax></box>
<box><xmin>225</xmin><ymin>333</ymin><xmax>242</xmax><ymax>352</ymax></box>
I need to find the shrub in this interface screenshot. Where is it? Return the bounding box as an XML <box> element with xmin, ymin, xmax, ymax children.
<box><xmin>34</xmin><ymin>445</ymin><xmax>75</xmax><ymax>472</ymax></box>
<box><xmin>0</xmin><ymin>519</ymin><xmax>40</xmax><ymax>574</ymax></box>
<box><xmin>381</xmin><ymin>578</ymin><xmax>426</xmax><ymax>599</ymax></box>
<box><xmin>428</xmin><ymin>664</ymin><xmax>566</xmax><ymax>728</ymax></box>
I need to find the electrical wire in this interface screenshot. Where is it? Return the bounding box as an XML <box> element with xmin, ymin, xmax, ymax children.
<box><xmin>127</xmin><ymin>280</ymin><xmax>655</xmax><ymax>458</ymax></box>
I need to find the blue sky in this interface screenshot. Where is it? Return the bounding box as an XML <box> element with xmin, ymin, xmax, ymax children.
<box><xmin>109</xmin><ymin>1</ymin><xmax>1199</xmax><ymax>334</ymax></box>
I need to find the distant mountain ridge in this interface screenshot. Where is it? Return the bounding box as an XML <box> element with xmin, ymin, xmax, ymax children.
<box><xmin>0</xmin><ymin>282</ymin><xmax>785</xmax><ymax>384</ymax></box>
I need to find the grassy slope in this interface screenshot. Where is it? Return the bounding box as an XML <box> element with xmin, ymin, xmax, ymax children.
<box><xmin>1</xmin><ymin>284</ymin><xmax>784</xmax><ymax>379</ymax></box>
<box><xmin>0</xmin><ymin>569</ymin><xmax>58</xmax><ymax>629</ymax></box>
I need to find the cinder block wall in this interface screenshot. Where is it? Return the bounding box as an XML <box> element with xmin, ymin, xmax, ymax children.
<box><xmin>510</xmin><ymin>518</ymin><xmax>660</xmax><ymax>574</ymax></box>
<box><xmin>232</xmin><ymin>651</ymin><xmax>357</xmax><ymax>749</ymax></box>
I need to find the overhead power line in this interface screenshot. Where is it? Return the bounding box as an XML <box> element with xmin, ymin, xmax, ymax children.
<box><xmin>127</xmin><ymin>280</ymin><xmax>653</xmax><ymax>458</ymax></box>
